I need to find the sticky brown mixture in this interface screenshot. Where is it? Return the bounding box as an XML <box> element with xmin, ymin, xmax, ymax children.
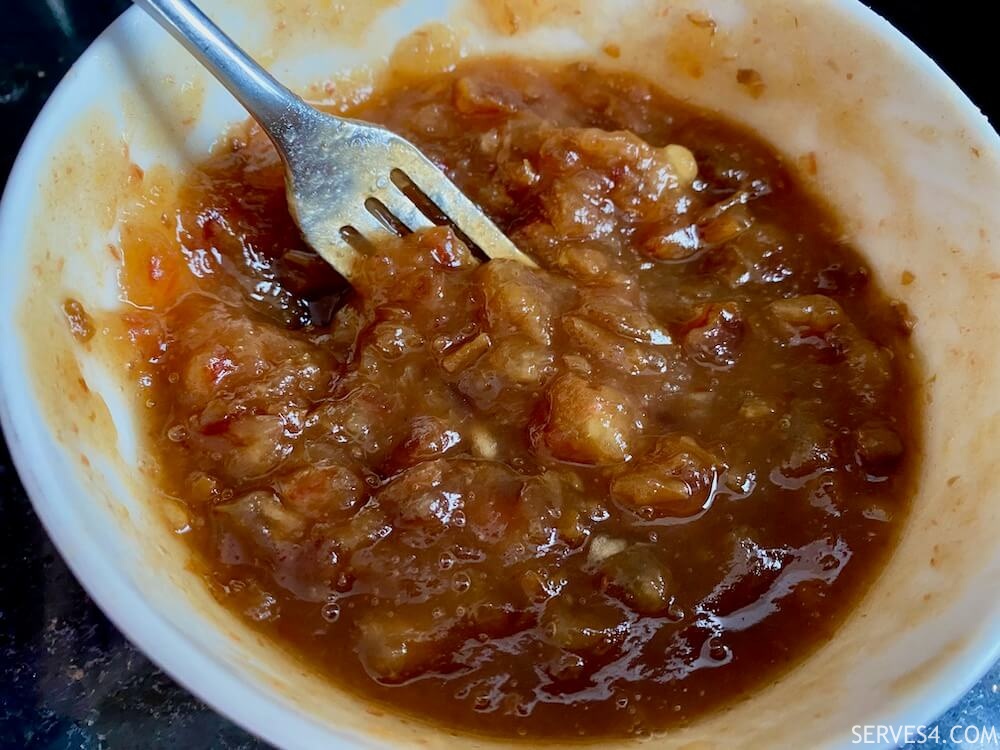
<box><xmin>118</xmin><ymin>60</ymin><xmax>918</xmax><ymax>738</ymax></box>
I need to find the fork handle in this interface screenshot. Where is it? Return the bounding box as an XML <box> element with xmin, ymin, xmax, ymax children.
<box><xmin>131</xmin><ymin>0</ymin><xmax>315</xmax><ymax>143</ymax></box>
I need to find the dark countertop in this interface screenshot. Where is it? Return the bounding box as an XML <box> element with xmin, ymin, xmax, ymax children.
<box><xmin>0</xmin><ymin>2</ymin><xmax>996</xmax><ymax>747</ymax></box>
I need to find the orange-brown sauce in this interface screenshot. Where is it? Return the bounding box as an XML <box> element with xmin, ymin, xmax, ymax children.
<box><xmin>116</xmin><ymin>60</ymin><xmax>918</xmax><ymax>738</ymax></box>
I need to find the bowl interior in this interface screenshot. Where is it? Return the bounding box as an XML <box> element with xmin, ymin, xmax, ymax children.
<box><xmin>2</xmin><ymin>1</ymin><xmax>1000</xmax><ymax>748</ymax></box>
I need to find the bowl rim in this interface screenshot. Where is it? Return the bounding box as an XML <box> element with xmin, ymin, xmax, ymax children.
<box><xmin>1</xmin><ymin>2</ymin><xmax>999</xmax><ymax>748</ymax></box>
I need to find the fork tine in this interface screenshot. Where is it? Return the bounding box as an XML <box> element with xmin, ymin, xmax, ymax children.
<box><xmin>346</xmin><ymin>204</ymin><xmax>403</xmax><ymax>243</ymax></box>
<box><xmin>308</xmin><ymin>233</ymin><xmax>364</xmax><ymax>281</ymax></box>
<box><xmin>395</xmin><ymin>156</ymin><xmax>538</xmax><ymax>268</ymax></box>
<box><xmin>371</xmin><ymin>185</ymin><xmax>436</xmax><ymax>233</ymax></box>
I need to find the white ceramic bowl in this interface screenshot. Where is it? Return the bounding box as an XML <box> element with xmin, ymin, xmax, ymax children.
<box><xmin>2</xmin><ymin>1</ymin><xmax>1000</xmax><ymax>748</ymax></box>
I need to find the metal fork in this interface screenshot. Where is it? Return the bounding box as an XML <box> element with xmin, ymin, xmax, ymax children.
<box><xmin>131</xmin><ymin>0</ymin><xmax>536</xmax><ymax>280</ymax></box>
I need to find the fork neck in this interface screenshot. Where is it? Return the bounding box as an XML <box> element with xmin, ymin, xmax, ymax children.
<box><xmin>132</xmin><ymin>0</ymin><xmax>318</xmax><ymax>148</ymax></box>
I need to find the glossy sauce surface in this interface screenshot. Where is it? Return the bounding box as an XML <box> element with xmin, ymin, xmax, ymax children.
<box><xmin>117</xmin><ymin>60</ymin><xmax>918</xmax><ymax>738</ymax></box>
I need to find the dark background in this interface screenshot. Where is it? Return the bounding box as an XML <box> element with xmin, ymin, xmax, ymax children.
<box><xmin>0</xmin><ymin>2</ymin><xmax>996</xmax><ymax>748</ymax></box>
